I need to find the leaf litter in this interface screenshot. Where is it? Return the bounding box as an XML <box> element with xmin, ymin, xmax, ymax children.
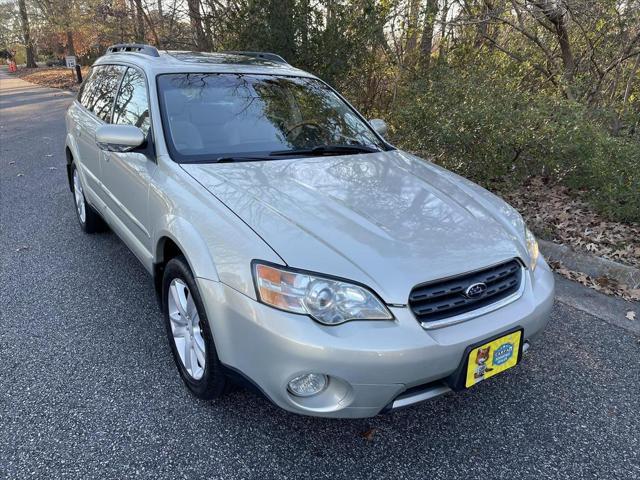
<box><xmin>501</xmin><ymin>177</ymin><xmax>639</xmax><ymax>302</ymax></box>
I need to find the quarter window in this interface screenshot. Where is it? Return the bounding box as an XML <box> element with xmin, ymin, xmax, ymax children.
<box><xmin>113</xmin><ymin>68</ymin><xmax>151</xmax><ymax>135</ymax></box>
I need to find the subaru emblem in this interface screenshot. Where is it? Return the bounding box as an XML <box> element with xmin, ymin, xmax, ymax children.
<box><xmin>465</xmin><ymin>282</ymin><xmax>487</xmax><ymax>299</ymax></box>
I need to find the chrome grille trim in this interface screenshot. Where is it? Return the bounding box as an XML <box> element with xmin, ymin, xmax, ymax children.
<box><xmin>408</xmin><ymin>259</ymin><xmax>526</xmax><ymax>330</ymax></box>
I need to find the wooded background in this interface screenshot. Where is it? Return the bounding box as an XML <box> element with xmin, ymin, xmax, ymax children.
<box><xmin>2</xmin><ymin>0</ymin><xmax>639</xmax><ymax>222</ymax></box>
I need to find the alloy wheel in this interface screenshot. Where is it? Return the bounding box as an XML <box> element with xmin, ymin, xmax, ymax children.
<box><xmin>73</xmin><ymin>168</ymin><xmax>86</xmax><ymax>223</ymax></box>
<box><xmin>167</xmin><ymin>278</ymin><xmax>206</xmax><ymax>380</ymax></box>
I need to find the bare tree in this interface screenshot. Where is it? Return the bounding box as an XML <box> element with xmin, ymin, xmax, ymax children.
<box><xmin>186</xmin><ymin>0</ymin><xmax>210</xmax><ymax>50</ymax></box>
<box><xmin>18</xmin><ymin>0</ymin><xmax>37</xmax><ymax>67</ymax></box>
<box><xmin>529</xmin><ymin>1</ymin><xmax>576</xmax><ymax>94</ymax></box>
<box><xmin>133</xmin><ymin>0</ymin><xmax>146</xmax><ymax>43</ymax></box>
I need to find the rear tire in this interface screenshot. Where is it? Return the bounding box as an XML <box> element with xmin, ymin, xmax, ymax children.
<box><xmin>71</xmin><ymin>162</ymin><xmax>105</xmax><ymax>233</ymax></box>
<box><xmin>162</xmin><ymin>256</ymin><xmax>227</xmax><ymax>400</ymax></box>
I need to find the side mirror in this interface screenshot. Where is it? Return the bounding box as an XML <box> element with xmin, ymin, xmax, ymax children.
<box><xmin>369</xmin><ymin>118</ymin><xmax>388</xmax><ymax>137</ymax></box>
<box><xmin>96</xmin><ymin>124</ymin><xmax>145</xmax><ymax>152</ymax></box>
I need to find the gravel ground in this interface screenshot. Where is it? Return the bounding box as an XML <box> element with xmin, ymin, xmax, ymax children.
<box><xmin>1</xmin><ymin>70</ymin><xmax>639</xmax><ymax>480</ymax></box>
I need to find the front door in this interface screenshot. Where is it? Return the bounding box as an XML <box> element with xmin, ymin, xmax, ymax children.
<box><xmin>99</xmin><ymin>66</ymin><xmax>156</xmax><ymax>263</ymax></box>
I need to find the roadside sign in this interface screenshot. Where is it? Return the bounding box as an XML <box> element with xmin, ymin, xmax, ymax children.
<box><xmin>65</xmin><ymin>56</ymin><xmax>76</xmax><ymax>68</ymax></box>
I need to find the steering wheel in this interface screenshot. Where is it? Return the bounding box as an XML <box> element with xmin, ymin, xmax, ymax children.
<box><xmin>284</xmin><ymin>120</ymin><xmax>323</xmax><ymax>137</ymax></box>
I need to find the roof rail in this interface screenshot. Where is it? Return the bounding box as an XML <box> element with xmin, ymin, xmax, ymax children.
<box><xmin>222</xmin><ymin>51</ymin><xmax>288</xmax><ymax>65</ymax></box>
<box><xmin>106</xmin><ymin>43</ymin><xmax>160</xmax><ymax>58</ymax></box>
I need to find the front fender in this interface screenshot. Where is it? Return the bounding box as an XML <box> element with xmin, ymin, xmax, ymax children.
<box><xmin>154</xmin><ymin>215</ymin><xmax>220</xmax><ymax>282</ymax></box>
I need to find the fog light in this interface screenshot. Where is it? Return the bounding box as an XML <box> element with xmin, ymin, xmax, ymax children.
<box><xmin>287</xmin><ymin>373</ymin><xmax>328</xmax><ymax>397</ymax></box>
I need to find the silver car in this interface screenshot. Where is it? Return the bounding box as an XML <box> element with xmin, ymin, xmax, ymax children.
<box><xmin>65</xmin><ymin>44</ymin><xmax>555</xmax><ymax>418</ymax></box>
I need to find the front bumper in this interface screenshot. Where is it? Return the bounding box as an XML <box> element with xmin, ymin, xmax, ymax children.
<box><xmin>197</xmin><ymin>258</ymin><xmax>555</xmax><ymax>418</ymax></box>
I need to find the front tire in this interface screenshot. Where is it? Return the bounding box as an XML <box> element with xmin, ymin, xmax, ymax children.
<box><xmin>162</xmin><ymin>256</ymin><xmax>227</xmax><ymax>400</ymax></box>
<box><xmin>71</xmin><ymin>162</ymin><xmax>105</xmax><ymax>233</ymax></box>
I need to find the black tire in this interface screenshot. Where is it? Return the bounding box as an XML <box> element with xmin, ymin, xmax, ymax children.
<box><xmin>70</xmin><ymin>162</ymin><xmax>105</xmax><ymax>233</ymax></box>
<box><xmin>162</xmin><ymin>255</ymin><xmax>227</xmax><ymax>400</ymax></box>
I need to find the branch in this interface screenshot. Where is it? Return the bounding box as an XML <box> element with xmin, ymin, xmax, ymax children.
<box><xmin>482</xmin><ymin>34</ymin><xmax>557</xmax><ymax>86</ymax></box>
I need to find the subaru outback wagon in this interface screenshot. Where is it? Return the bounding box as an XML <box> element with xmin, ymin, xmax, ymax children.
<box><xmin>65</xmin><ymin>43</ymin><xmax>554</xmax><ymax>418</ymax></box>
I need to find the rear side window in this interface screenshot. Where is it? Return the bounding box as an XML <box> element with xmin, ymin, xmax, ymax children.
<box><xmin>78</xmin><ymin>65</ymin><xmax>125</xmax><ymax>121</ymax></box>
<box><xmin>112</xmin><ymin>68</ymin><xmax>150</xmax><ymax>135</ymax></box>
<box><xmin>78</xmin><ymin>68</ymin><xmax>98</xmax><ymax>108</ymax></box>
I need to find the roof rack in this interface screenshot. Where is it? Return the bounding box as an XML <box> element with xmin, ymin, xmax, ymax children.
<box><xmin>106</xmin><ymin>43</ymin><xmax>160</xmax><ymax>58</ymax></box>
<box><xmin>222</xmin><ymin>51</ymin><xmax>288</xmax><ymax>65</ymax></box>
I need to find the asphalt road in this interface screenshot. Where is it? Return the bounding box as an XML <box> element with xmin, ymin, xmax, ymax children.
<box><xmin>1</xmin><ymin>70</ymin><xmax>639</xmax><ymax>480</ymax></box>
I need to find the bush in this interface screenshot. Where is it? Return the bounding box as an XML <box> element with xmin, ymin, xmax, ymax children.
<box><xmin>390</xmin><ymin>65</ymin><xmax>640</xmax><ymax>223</ymax></box>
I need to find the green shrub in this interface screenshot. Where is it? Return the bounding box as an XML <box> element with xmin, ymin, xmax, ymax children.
<box><xmin>390</xmin><ymin>65</ymin><xmax>640</xmax><ymax>223</ymax></box>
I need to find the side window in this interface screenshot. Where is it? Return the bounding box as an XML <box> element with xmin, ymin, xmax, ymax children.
<box><xmin>78</xmin><ymin>67</ymin><xmax>99</xmax><ymax>109</ymax></box>
<box><xmin>87</xmin><ymin>65</ymin><xmax>126</xmax><ymax>122</ymax></box>
<box><xmin>113</xmin><ymin>68</ymin><xmax>151</xmax><ymax>135</ymax></box>
<box><xmin>78</xmin><ymin>65</ymin><xmax>125</xmax><ymax>121</ymax></box>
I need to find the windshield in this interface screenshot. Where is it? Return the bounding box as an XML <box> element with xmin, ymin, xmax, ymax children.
<box><xmin>156</xmin><ymin>73</ymin><xmax>386</xmax><ymax>162</ymax></box>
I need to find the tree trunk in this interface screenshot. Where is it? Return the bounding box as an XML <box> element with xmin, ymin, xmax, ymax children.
<box><xmin>405</xmin><ymin>0</ymin><xmax>421</xmax><ymax>63</ymax></box>
<box><xmin>531</xmin><ymin>1</ymin><xmax>575</xmax><ymax>96</ymax></box>
<box><xmin>474</xmin><ymin>0</ymin><xmax>494</xmax><ymax>49</ymax></box>
<box><xmin>438</xmin><ymin>0</ymin><xmax>449</xmax><ymax>61</ymax></box>
<box><xmin>134</xmin><ymin>0</ymin><xmax>146</xmax><ymax>43</ymax></box>
<box><xmin>419</xmin><ymin>0</ymin><xmax>438</xmax><ymax>71</ymax></box>
<box><xmin>268</xmin><ymin>0</ymin><xmax>295</xmax><ymax>60</ymax></box>
<box><xmin>555</xmin><ymin>21</ymin><xmax>575</xmax><ymax>86</ymax></box>
<box><xmin>186</xmin><ymin>0</ymin><xmax>209</xmax><ymax>50</ymax></box>
<box><xmin>18</xmin><ymin>0</ymin><xmax>37</xmax><ymax>68</ymax></box>
<box><xmin>65</xmin><ymin>30</ymin><xmax>76</xmax><ymax>57</ymax></box>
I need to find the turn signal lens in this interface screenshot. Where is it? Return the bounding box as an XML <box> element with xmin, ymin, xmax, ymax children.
<box><xmin>254</xmin><ymin>263</ymin><xmax>307</xmax><ymax>313</ymax></box>
<box><xmin>525</xmin><ymin>227</ymin><xmax>539</xmax><ymax>271</ymax></box>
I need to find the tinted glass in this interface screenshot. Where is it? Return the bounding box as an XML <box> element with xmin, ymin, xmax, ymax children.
<box><xmin>82</xmin><ymin>65</ymin><xmax>125</xmax><ymax>121</ymax></box>
<box><xmin>113</xmin><ymin>68</ymin><xmax>151</xmax><ymax>135</ymax></box>
<box><xmin>157</xmin><ymin>74</ymin><xmax>384</xmax><ymax>162</ymax></box>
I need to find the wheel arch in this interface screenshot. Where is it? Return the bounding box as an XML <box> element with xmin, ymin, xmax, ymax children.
<box><xmin>152</xmin><ymin>220</ymin><xmax>220</xmax><ymax>310</ymax></box>
<box><xmin>65</xmin><ymin>133</ymin><xmax>81</xmax><ymax>192</ymax></box>
<box><xmin>65</xmin><ymin>145</ymin><xmax>74</xmax><ymax>192</ymax></box>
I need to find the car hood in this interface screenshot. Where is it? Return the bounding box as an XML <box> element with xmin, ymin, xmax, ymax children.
<box><xmin>182</xmin><ymin>150</ymin><xmax>528</xmax><ymax>304</ymax></box>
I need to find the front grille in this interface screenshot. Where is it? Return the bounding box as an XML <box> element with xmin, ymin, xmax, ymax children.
<box><xmin>409</xmin><ymin>259</ymin><xmax>522</xmax><ymax>323</ymax></box>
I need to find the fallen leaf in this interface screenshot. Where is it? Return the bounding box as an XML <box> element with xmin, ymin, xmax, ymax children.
<box><xmin>595</xmin><ymin>276</ymin><xmax>613</xmax><ymax>288</ymax></box>
<box><xmin>499</xmin><ymin>176</ymin><xmax>640</xmax><ymax>270</ymax></box>
<box><xmin>360</xmin><ymin>428</ymin><xmax>378</xmax><ymax>441</ymax></box>
<box><xmin>626</xmin><ymin>311</ymin><xmax>636</xmax><ymax>321</ymax></box>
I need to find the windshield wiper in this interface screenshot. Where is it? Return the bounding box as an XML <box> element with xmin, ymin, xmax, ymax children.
<box><xmin>270</xmin><ymin>144</ymin><xmax>381</xmax><ymax>157</ymax></box>
<box><xmin>215</xmin><ymin>155</ymin><xmax>274</xmax><ymax>163</ymax></box>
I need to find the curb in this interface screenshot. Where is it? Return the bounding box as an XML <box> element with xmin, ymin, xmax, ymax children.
<box><xmin>539</xmin><ymin>239</ymin><xmax>640</xmax><ymax>289</ymax></box>
<box><xmin>553</xmin><ymin>275</ymin><xmax>639</xmax><ymax>335</ymax></box>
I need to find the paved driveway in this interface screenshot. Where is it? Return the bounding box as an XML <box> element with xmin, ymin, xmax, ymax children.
<box><xmin>1</xmin><ymin>70</ymin><xmax>639</xmax><ymax>479</ymax></box>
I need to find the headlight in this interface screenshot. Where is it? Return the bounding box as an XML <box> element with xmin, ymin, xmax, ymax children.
<box><xmin>253</xmin><ymin>262</ymin><xmax>393</xmax><ymax>325</ymax></box>
<box><xmin>525</xmin><ymin>227</ymin><xmax>539</xmax><ymax>271</ymax></box>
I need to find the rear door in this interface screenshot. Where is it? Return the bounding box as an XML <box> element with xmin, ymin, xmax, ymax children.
<box><xmin>72</xmin><ymin>67</ymin><xmax>102</xmax><ymax>197</ymax></box>
<box><xmin>74</xmin><ymin>65</ymin><xmax>126</xmax><ymax>203</ymax></box>
<box><xmin>100</xmin><ymin>66</ymin><xmax>156</xmax><ymax>261</ymax></box>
